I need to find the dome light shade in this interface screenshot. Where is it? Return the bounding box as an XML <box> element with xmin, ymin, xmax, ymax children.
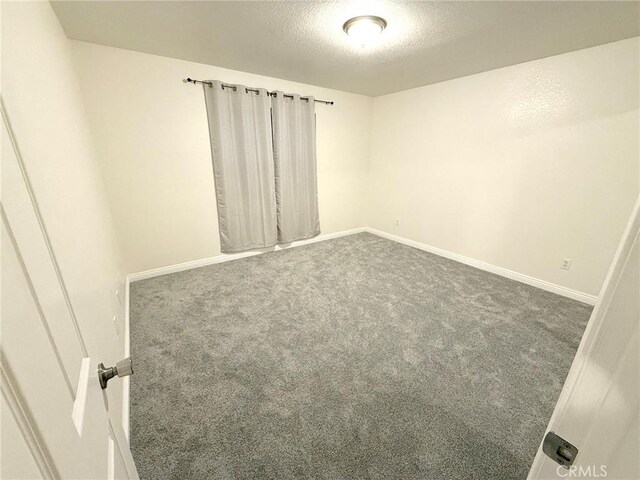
<box><xmin>343</xmin><ymin>16</ymin><xmax>387</xmax><ymax>47</ymax></box>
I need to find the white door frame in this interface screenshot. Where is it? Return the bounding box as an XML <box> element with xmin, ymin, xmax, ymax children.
<box><xmin>1</xmin><ymin>99</ymin><xmax>139</xmax><ymax>479</ymax></box>
<box><xmin>528</xmin><ymin>196</ymin><xmax>640</xmax><ymax>479</ymax></box>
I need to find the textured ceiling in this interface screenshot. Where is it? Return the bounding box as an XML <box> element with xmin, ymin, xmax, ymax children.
<box><xmin>51</xmin><ymin>1</ymin><xmax>640</xmax><ymax>96</ymax></box>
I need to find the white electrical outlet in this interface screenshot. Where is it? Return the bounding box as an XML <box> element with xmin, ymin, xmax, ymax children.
<box><xmin>395</xmin><ymin>218</ymin><xmax>400</xmax><ymax>227</ymax></box>
<box><xmin>561</xmin><ymin>258</ymin><xmax>572</xmax><ymax>270</ymax></box>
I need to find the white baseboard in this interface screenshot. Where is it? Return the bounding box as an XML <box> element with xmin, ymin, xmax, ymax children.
<box><xmin>364</xmin><ymin>228</ymin><xmax>598</xmax><ymax>305</ymax></box>
<box><xmin>126</xmin><ymin>226</ymin><xmax>597</xmax><ymax>304</ymax></box>
<box><xmin>127</xmin><ymin>227</ymin><xmax>367</xmax><ymax>283</ymax></box>
<box><xmin>127</xmin><ymin>226</ymin><xmax>597</xmax><ymax>304</ymax></box>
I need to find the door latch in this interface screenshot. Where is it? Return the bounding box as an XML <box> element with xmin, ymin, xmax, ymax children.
<box><xmin>542</xmin><ymin>431</ymin><xmax>578</xmax><ymax>468</ymax></box>
<box><xmin>98</xmin><ymin>357</ymin><xmax>133</xmax><ymax>389</ymax></box>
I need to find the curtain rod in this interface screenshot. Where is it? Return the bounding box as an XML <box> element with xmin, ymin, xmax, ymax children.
<box><xmin>185</xmin><ymin>78</ymin><xmax>334</xmax><ymax>105</ymax></box>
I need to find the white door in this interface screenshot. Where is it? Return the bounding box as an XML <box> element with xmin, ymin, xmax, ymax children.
<box><xmin>528</xmin><ymin>197</ymin><xmax>640</xmax><ymax>480</ymax></box>
<box><xmin>1</xmin><ymin>107</ymin><xmax>139</xmax><ymax>479</ymax></box>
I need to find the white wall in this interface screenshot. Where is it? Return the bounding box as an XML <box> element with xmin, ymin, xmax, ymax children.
<box><xmin>70</xmin><ymin>42</ymin><xmax>373</xmax><ymax>273</ymax></box>
<box><xmin>2</xmin><ymin>1</ymin><xmax>126</xmax><ymax>423</ymax></box>
<box><xmin>69</xmin><ymin>33</ymin><xmax>637</xmax><ymax>298</ymax></box>
<box><xmin>368</xmin><ymin>38</ymin><xmax>639</xmax><ymax>297</ymax></box>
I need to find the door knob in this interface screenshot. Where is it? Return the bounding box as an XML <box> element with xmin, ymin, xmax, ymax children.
<box><xmin>98</xmin><ymin>357</ymin><xmax>133</xmax><ymax>389</ymax></box>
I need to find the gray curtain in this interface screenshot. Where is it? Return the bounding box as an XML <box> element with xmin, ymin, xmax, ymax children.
<box><xmin>271</xmin><ymin>92</ymin><xmax>320</xmax><ymax>243</ymax></box>
<box><xmin>203</xmin><ymin>81</ymin><xmax>277</xmax><ymax>253</ymax></box>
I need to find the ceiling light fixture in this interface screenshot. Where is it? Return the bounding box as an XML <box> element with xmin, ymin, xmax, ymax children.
<box><xmin>343</xmin><ymin>15</ymin><xmax>387</xmax><ymax>47</ymax></box>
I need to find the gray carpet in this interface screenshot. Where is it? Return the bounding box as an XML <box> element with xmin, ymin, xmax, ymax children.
<box><xmin>130</xmin><ymin>232</ymin><xmax>592</xmax><ymax>480</ymax></box>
